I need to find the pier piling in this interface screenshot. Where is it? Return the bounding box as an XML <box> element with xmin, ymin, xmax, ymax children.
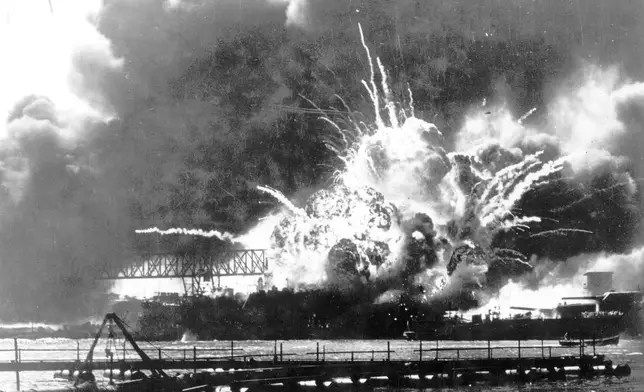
<box><xmin>273</xmin><ymin>341</ymin><xmax>277</xmax><ymax>361</ymax></box>
<box><xmin>108</xmin><ymin>352</ymin><xmax>113</xmax><ymax>385</ymax></box>
<box><xmin>387</xmin><ymin>341</ymin><xmax>390</xmax><ymax>362</ymax></box>
<box><xmin>13</xmin><ymin>338</ymin><xmax>19</xmax><ymax>391</ymax></box>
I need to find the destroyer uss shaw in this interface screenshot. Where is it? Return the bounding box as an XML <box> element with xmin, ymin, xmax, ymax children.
<box><xmin>404</xmin><ymin>271</ymin><xmax>643</xmax><ymax>345</ymax></box>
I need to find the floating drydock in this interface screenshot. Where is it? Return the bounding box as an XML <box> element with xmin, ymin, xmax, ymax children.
<box><xmin>1</xmin><ymin>313</ymin><xmax>634</xmax><ymax>392</ymax></box>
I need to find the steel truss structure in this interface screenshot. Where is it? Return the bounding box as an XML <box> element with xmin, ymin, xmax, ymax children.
<box><xmin>98</xmin><ymin>249</ymin><xmax>268</xmax><ymax>295</ymax></box>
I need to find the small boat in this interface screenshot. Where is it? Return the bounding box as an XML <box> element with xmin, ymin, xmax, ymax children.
<box><xmin>559</xmin><ymin>339</ymin><xmax>585</xmax><ymax>347</ymax></box>
<box><xmin>403</xmin><ymin>322</ymin><xmax>417</xmax><ymax>341</ymax></box>
<box><xmin>403</xmin><ymin>330</ymin><xmax>416</xmax><ymax>341</ymax></box>
<box><xmin>559</xmin><ymin>334</ymin><xmax>620</xmax><ymax>347</ymax></box>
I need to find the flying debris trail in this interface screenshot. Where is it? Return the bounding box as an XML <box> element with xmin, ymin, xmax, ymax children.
<box><xmin>518</xmin><ymin>108</ymin><xmax>537</xmax><ymax>124</ymax></box>
<box><xmin>257</xmin><ymin>186</ymin><xmax>308</xmax><ymax>218</ymax></box>
<box><xmin>529</xmin><ymin>229</ymin><xmax>594</xmax><ymax>238</ymax></box>
<box><xmin>135</xmin><ymin>227</ymin><xmax>234</xmax><ymax>240</ymax></box>
<box><xmin>475</xmin><ymin>153</ymin><xmax>567</xmax><ymax>228</ymax></box>
<box><xmin>550</xmin><ymin>180</ymin><xmax>643</xmax><ymax>213</ymax></box>
<box><xmin>358</xmin><ymin>23</ymin><xmax>384</xmax><ymax>130</ymax></box>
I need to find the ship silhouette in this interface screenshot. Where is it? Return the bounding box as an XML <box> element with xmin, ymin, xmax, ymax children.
<box><xmin>404</xmin><ymin>271</ymin><xmax>643</xmax><ymax>345</ymax></box>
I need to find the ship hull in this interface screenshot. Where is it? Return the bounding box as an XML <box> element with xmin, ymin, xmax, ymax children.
<box><xmin>411</xmin><ymin>316</ymin><xmax>623</xmax><ymax>341</ymax></box>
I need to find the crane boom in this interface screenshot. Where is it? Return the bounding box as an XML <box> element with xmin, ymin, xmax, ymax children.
<box><xmin>84</xmin><ymin>312</ymin><xmax>167</xmax><ymax>378</ymax></box>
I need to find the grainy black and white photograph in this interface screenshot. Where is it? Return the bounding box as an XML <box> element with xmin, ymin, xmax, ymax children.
<box><xmin>1</xmin><ymin>0</ymin><xmax>644</xmax><ymax>391</ymax></box>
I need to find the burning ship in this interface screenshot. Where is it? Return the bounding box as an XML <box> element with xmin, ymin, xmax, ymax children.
<box><xmin>404</xmin><ymin>271</ymin><xmax>643</xmax><ymax>344</ymax></box>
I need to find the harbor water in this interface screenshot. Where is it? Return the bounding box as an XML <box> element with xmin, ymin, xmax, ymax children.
<box><xmin>0</xmin><ymin>338</ymin><xmax>642</xmax><ymax>391</ymax></box>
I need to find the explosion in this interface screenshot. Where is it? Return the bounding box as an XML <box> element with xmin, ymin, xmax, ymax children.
<box><xmin>241</xmin><ymin>26</ymin><xmax>644</xmax><ymax>311</ymax></box>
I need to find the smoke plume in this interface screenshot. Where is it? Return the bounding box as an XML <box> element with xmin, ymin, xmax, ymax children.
<box><xmin>0</xmin><ymin>0</ymin><xmax>125</xmax><ymax>321</ymax></box>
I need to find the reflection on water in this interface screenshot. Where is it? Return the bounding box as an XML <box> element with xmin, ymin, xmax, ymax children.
<box><xmin>0</xmin><ymin>339</ymin><xmax>641</xmax><ymax>391</ymax></box>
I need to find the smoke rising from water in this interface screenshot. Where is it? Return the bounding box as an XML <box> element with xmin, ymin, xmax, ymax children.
<box><xmin>2</xmin><ymin>0</ymin><xmax>644</xmax><ymax>321</ymax></box>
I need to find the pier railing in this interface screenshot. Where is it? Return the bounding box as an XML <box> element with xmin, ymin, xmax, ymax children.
<box><xmin>0</xmin><ymin>338</ymin><xmax>601</xmax><ymax>369</ymax></box>
<box><xmin>413</xmin><ymin>340</ymin><xmax>593</xmax><ymax>361</ymax></box>
<box><xmin>0</xmin><ymin>340</ymin><xmax>250</xmax><ymax>363</ymax></box>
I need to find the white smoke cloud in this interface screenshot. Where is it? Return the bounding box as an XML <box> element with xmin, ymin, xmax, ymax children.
<box><xmin>267</xmin><ymin>0</ymin><xmax>310</xmax><ymax>29</ymax></box>
<box><xmin>548</xmin><ymin>65</ymin><xmax>644</xmax><ymax>172</ymax></box>
<box><xmin>457</xmin><ymin>104</ymin><xmax>533</xmax><ymax>153</ymax></box>
<box><xmin>0</xmin><ymin>0</ymin><xmax>122</xmax><ymax>207</ymax></box>
<box><xmin>0</xmin><ymin>0</ymin><xmax>121</xmax><ymax>135</ymax></box>
<box><xmin>0</xmin><ymin>0</ymin><xmax>130</xmax><ymax>320</ymax></box>
<box><xmin>168</xmin><ymin>0</ymin><xmax>310</xmax><ymax>28</ymax></box>
<box><xmin>574</xmin><ymin>248</ymin><xmax>644</xmax><ymax>292</ymax></box>
<box><xmin>456</xmin><ymin>64</ymin><xmax>644</xmax><ymax>176</ymax></box>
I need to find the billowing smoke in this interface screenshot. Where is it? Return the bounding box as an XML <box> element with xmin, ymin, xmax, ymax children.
<box><xmin>0</xmin><ymin>0</ymin><xmax>130</xmax><ymax>322</ymax></box>
<box><xmin>3</xmin><ymin>0</ymin><xmax>644</xmax><ymax>322</ymax></box>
